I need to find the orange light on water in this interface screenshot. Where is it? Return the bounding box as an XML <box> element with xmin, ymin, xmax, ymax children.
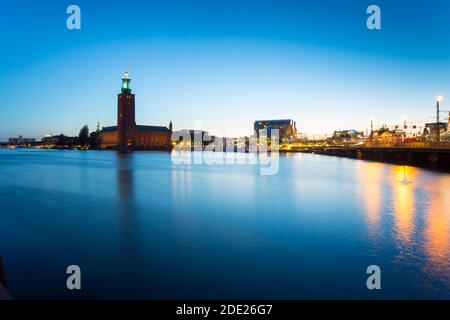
<box><xmin>391</xmin><ymin>166</ymin><xmax>417</xmax><ymax>244</ymax></box>
<box><xmin>424</xmin><ymin>177</ymin><xmax>450</xmax><ymax>274</ymax></box>
<box><xmin>359</xmin><ymin>162</ymin><xmax>383</xmax><ymax>228</ymax></box>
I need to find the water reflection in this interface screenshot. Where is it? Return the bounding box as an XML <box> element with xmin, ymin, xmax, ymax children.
<box><xmin>424</xmin><ymin>176</ymin><xmax>450</xmax><ymax>277</ymax></box>
<box><xmin>359</xmin><ymin>161</ymin><xmax>449</xmax><ymax>287</ymax></box>
<box><xmin>358</xmin><ymin>162</ymin><xmax>383</xmax><ymax>232</ymax></box>
<box><xmin>117</xmin><ymin>154</ymin><xmax>135</xmax><ymax>203</ymax></box>
<box><xmin>171</xmin><ymin>166</ymin><xmax>192</xmax><ymax>206</ymax></box>
<box><xmin>391</xmin><ymin>166</ymin><xmax>417</xmax><ymax>244</ymax></box>
<box><xmin>115</xmin><ymin>153</ymin><xmax>141</xmax><ymax>293</ymax></box>
<box><xmin>1</xmin><ymin>149</ymin><xmax>448</xmax><ymax>298</ymax></box>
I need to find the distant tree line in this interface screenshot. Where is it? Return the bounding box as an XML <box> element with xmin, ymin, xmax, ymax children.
<box><xmin>55</xmin><ymin>125</ymin><xmax>99</xmax><ymax>149</ymax></box>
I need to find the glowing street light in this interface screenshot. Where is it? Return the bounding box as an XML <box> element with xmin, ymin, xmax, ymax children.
<box><xmin>436</xmin><ymin>96</ymin><xmax>443</xmax><ymax>142</ymax></box>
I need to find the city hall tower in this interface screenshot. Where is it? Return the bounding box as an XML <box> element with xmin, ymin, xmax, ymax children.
<box><xmin>99</xmin><ymin>72</ymin><xmax>172</xmax><ymax>151</ymax></box>
<box><xmin>117</xmin><ymin>72</ymin><xmax>136</xmax><ymax>152</ymax></box>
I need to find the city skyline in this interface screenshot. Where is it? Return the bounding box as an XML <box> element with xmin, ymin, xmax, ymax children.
<box><xmin>1</xmin><ymin>0</ymin><xmax>450</xmax><ymax>141</ymax></box>
<box><xmin>0</xmin><ymin>1</ymin><xmax>449</xmax><ymax>304</ymax></box>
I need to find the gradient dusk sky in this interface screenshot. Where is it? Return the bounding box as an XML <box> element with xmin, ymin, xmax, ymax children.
<box><xmin>1</xmin><ymin>0</ymin><xmax>450</xmax><ymax>140</ymax></box>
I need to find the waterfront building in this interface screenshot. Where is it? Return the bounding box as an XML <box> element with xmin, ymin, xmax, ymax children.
<box><xmin>254</xmin><ymin>119</ymin><xmax>297</xmax><ymax>141</ymax></box>
<box><xmin>328</xmin><ymin>130</ymin><xmax>364</xmax><ymax>145</ymax></box>
<box><xmin>171</xmin><ymin>129</ymin><xmax>214</xmax><ymax>150</ymax></box>
<box><xmin>441</xmin><ymin>130</ymin><xmax>450</xmax><ymax>142</ymax></box>
<box><xmin>8</xmin><ymin>136</ymin><xmax>36</xmax><ymax>145</ymax></box>
<box><xmin>40</xmin><ymin>135</ymin><xmax>59</xmax><ymax>146</ymax></box>
<box><xmin>424</xmin><ymin>122</ymin><xmax>449</xmax><ymax>137</ymax></box>
<box><xmin>370</xmin><ymin>126</ymin><xmax>411</xmax><ymax>143</ymax></box>
<box><xmin>99</xmin><ymin>73</ymin><xmax>172</xmax><ymax>151</ymax></box>
<box><xmin>392</xmin><ymin>123</ymin><xmax>423</xmax><ymax>139</ymax></box>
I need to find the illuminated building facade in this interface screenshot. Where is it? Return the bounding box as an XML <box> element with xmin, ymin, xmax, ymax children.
<box><xmin>99</xmin><ymin>73</ymin><xmax>173</xmax><ymax>151</ymax></box>
<box><xmin>8</xmin><ymin>136</ymin><xmax>36</xmax><ymax>145</ymax></box>
<box><xmin>254</xmin><ymin>119</ymin><xmax>297</xmax><ymax>141</ymax></box>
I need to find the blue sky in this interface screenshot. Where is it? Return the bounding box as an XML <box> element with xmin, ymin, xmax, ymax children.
<box><xmin>1</xmin><ymin>0</ymin><xmax>449</xmax><ymax>140</ymax></box>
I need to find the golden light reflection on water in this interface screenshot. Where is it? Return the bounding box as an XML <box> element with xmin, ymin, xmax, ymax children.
<box><xmin>423</xmin><ymin>176</ymin><xmax>450</xmax><ymax>276</ymax></box>
<box><xmin>359</xmin><ymin>161</ymin><xmax>450</xmax><ymax>282</ymax></box>
<box><xmin>391</xmin><ymin>166</ymin><xmax>417</xmax><ymax>244</ymax></box>
<box><xmin>358</xmin><ymin>162</ymin><xmax>383</xmax><ymax>231</ymax></box>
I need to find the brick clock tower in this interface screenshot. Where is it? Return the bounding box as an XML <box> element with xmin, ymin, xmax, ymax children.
<box><xmin>117</xmin><ymin>72</ymin><xmax>136</xmax><ymax>152</ymax></box>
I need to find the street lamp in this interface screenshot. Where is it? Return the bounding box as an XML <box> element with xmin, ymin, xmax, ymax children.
<box><xmin>370</xmin><ymin>118</ymin><xmax>374</xmax><ymax>143</ymax></box>
<box><xmin>402</xmin><ymin>115</ymin><xmax>407</xmax><ymax>128</ymax></box>
<box><xmin>436</xmin><ymin>96</ymin><xmax>443</xmax><ymax>142</ymax></box>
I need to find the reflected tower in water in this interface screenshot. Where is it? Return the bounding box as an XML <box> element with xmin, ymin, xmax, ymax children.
<box><xmin>115</xmin><ymin>153</ymin><xmax>144</xmax><ymax>296</ymax></box>
<box><xmin>117</xmin><ymin>154</ymin><xmax>135</xmax><ymax>204</ymax></box>
<box><xmin>116</xmin><ymin>153</ymin><xmax>138</xmax><ymax>234</ymax></box>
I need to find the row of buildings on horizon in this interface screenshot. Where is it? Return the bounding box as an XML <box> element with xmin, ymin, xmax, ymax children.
<box><xmin>2</xmin><ymin>73</ymin><xmax>450</xmax><ymax>149</ymax></box>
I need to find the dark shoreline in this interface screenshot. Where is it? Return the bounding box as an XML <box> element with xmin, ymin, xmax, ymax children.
<box><xmin>285</xmin><ymin>147</ymin><xmax>450</xmax><ymax>173</ymax></box>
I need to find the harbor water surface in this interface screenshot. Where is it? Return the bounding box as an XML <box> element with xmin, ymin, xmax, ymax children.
<box><xmin>0</xmin><ymin>149</ymin><xmax>448</xmax><ymax>299</ymax></box>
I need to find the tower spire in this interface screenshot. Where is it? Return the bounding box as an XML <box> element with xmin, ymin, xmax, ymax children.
<box><xmin>121</xmin><ymin>72</ymin><xmax>132</xmax><ymax>93</ymax></box>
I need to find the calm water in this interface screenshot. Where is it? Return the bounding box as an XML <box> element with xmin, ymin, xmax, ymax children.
<box><xmin>0</xmin><ymin>149</ymin><xmax>448</xmax><ymax>299</ymax></box>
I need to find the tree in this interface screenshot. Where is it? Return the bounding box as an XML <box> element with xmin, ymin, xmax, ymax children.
<box><xmin>56</xmin><ymin>134</ymin><xmax>67</xmax><ymax>147</ymax></box>
<box><xmin>79</xmin><ymin>125</ymin><xmax>89</xmax><ymax>146</ymax></box>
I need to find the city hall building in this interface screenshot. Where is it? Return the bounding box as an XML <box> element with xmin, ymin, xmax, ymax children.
<box><xmin>99</xmin><ymin>73</ymin><xmax>173</xmax><ymax>152</ymax></box>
